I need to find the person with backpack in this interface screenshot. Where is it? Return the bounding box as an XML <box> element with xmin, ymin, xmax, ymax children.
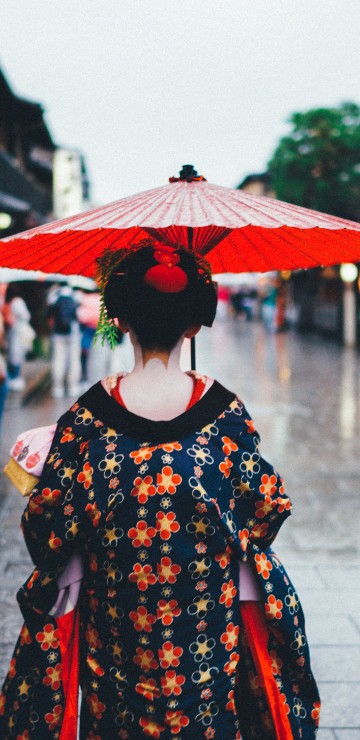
<box><xmin>47</xmin><ymin>283</ymin><xmax>81</xmax><ymax>398</ymax></box>
<box><xmin>4</xmin><ymin>285</ymin><xmax>34</xmax><ymax>391</ymax></box>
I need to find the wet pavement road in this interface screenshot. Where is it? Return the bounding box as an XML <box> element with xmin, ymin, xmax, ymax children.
<box><xmin>1</xmin><ymin>317</ymin><xmax>359</xmax><ymax>737</ymax></box>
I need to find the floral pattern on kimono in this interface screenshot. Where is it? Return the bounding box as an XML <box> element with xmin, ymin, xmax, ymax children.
<box><xmin>0</xmin><ymin>378</ymin><xmax>320</xmax><ymax>739</ymax></box>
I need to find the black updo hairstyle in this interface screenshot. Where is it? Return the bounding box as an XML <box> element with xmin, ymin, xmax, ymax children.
<box><xmin>103</xmin><ymin>241</ymin><xmax>218</xmax><ymax>351</ymax></box>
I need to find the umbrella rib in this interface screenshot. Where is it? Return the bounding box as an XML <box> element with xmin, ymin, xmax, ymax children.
<box><xmin>244</xmin><ymin>227</ymin><xmax>319</xmax><ymax>270</ymax></box>
<box><xmin>3</xmin><ymin>228</ymin><xmax>134</xmax><ymax>274</ymax></box>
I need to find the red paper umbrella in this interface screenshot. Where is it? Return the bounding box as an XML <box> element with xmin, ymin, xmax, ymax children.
<box><xmin>1</xmin><ymin>165</ymin><xmax>360</xmax><ymax>277</ymax></box>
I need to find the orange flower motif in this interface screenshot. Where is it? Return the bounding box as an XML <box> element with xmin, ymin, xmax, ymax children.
<box><xmin>219</xmin><ymin>457</ymin><xmax>233</xmax><ymax>478</ymax></box>
<box><xmin>157</xmin><ymin>599</ymin><xmax>181</xmax><ymax>625</ymax></box>
<box><xmin>36</xmin><ymin>623</ymin><xmax>59</xmax><ymax>651</ymax></box>
<box><xmin>195</xmin><ymin>542</ymin><xmax>207</xmax><ymax>554</ymax></box>
<box><xmin>158</xmin><ymin>641</ymin><xmax>183</xmax><ymax>669</ymax></box>
<box><xmin>157</xmin><ymin>557</ymin><xmax>181</xmax><ymax>584</ymax></box>
<box><xmin>161</xmin><ymin>669</ymin><xmax>185</xmax><ymax>697</ymax></box>
<box><xmin>254</xmin><ymin>552</ymin><xmax>273</xmax><ymax>580</ymax></box>
<box><xmin>158</xmin><ymin>441</ymin><xmax>182</xmax><ymax>453</ymax></box>
<box><xmin>221</xmin><ymin>436</ymin><xmax>238</xmax><ymax>456</ymax></box>
<box><xmin>311</xmin><ymin>701</ymin><xmax>321</xmax><ymax>724</ymax></box>
<box><xmin>238</xmin><ymin>528</ymin><xmax>250</xmax><ymax>553</ymax></box>
<box><xmin>165</xmin><ymin>709</ymin><xmax>190</xmax><ymax>732</ymax></box>
<box><xmin>220</xmin><ymin>622</ymin><xmax>239</xmax><ymax>651</ymax></box>
<box><xmin>259</xmin><ymin>474</ymin><xmax>278</xmax><ymax>497</ymax></box>
<box><xmin>133</xmin><ymin>647</ymin><xmax>158</xmax><ymax>672</ymax></box>
<box><xmin>130</xmin><ymin>606</ymin><xmax>156</xmax><ymax>632</ymax></box>
<box><xmin>87</xmin><ymin>692</ymin><xmax>106</xmax><ymax>720</ymax></box>
<box><xmin>60</xmin><ymin>427</ymin><xmax>76</xmax><ymax>443</ymax></box>
<box><xmin>26</xmin><ymin>569</ymin><xmax>40</xmax><ymax>591</ymax></box>
<box><xmin>156</xmin><ymin>466</ymin><xmax>182</xmax><ymax>494</ymax></box>
<box><xmin>85</xmin><ymin>624</ymin><xmax>103</xmax><ymax>651</ymax></box>
<box><xmin>28</xmin><ymin>494</ymin><xmax>43</xmax><ymax>515</ymax></box>
<box><xmin>219</xmin><ymin>579</ymin><xmax>237</xmax><ymax>608</ymax></box>
<box><xmin>245</xmin><ymin>418</ymin><xmax>256</xmax><ymax>433</ymax></box>
<box><xmin>128</xmin><ymin>520</ymin><xmax>156</xmax><ymax>547</ymax></box>
<box><xmin>8</xmin><ymin>658</ymin><xmax>16</xmax><ymax>678</ymax></box>
<box><xmin>215</xmin><ymin>546</ymin><xmax>232</xmax><ymax>569</ymax></box>
<box><xmin>87</xmin><ymin>655</ymin><xmax>105</xmax><ymax>676</ymax></box>
<box><xmin>224</xmin><ymin>653</ymin><xmax>238</xmax><ymax>676</ymax></box>
<box><xmin>44</xmin><ymin>704</ymin><xmax>63</xmax><ymax>730</ymax></box>
<box><xmin>277</xmin><ymin>496</ymin><xmax>292</xmax><ymax>513</ymax></box>
<box><xmin>43</xmin><ymin>663</ymin><xmax>62</xmax><ymax>690</ymax></box>
<box><xmin>48</xmin><ymin>530</ymin><xmax>62</xmax><ymax>551</ymax></box>
<box><xmin>136</xmin><ymin>676</ymin><xmax>161</xmax><ymax>701</ymax></box>
<box><xmin>85</xmin><ymin>502</ymin><xmax>101</xmax><ymax>528</ymax></box>
<box><xmin>139</xmin><ymin>716</ymin><xmax>165</xmax><ymax>737</ymax></box>
<box><xmin>77</xmin><ymin>461</ymin><xmax>93</xmax><ymax>490</ymax></box>
<box><xmin>129</xmin><ymin>563</ymin><xmax>157</xmax><ymax>591</ymax></box>
<box><xmin>280</xmin><ymin>692</ymin><xmax>291</xmax><ymax>715</ymax></box>
<box><xmin>40</xmin><ymin>487</ymin><xmax>62</xmax><ymax>506</ymax></box>
<box><xmin>255</xmin><ymin>497</ymin><xmax>277</xmax><ymax>519</ymax></box>
<box><xmin>130</xmin><ymin>446</ymin><xmax>157</xmax><ymax>465</ymax></box>
<box><xmin>226</xmin><ymin>687</ymin><xmax>236</xmax><ymax>711</ymax></box>
<box><xmin>250</xmin><ymin>522</ymin><xmax>269</xmax><ymax>540</ymax></box>
<box><xmin>265</xmin><ymin>594</ymin><xmax>283</xmax><ymax>620</ymax></box>
<box><xmin>0</xmin><ymin>693</ymin><xmax>5</xmax><ymax>716</ymax></box>
<box><xmin>156</xmin><ymin>511</ymin><xmax>180</xmax><ymax>540</ymax></box>
<box><xmin>64</xmin><ymin>504</ymin><xmax>74</xmax><ymax>516</ymax></box>
<box><xmin>131</xmin><ymin>475</ymin><xmax>156</xmax><ymax>503</ymax></box>
<box><xmin>20</xmin><ymin>625</ymin><xmax>32</xmax><ymax>646</ymax></box>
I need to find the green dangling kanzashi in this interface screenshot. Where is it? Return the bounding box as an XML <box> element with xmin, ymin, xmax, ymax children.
<box><xmin>94</xmin><ymin>247</ymin><xmax>129</xmax><ymax>350</ymax></box>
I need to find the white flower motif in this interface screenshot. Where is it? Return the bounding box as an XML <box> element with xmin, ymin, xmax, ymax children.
<box><xmin>187</xmin><ymin>444</ymin><xmax>214</xmax><ymax>466</ymax></box>
<box><xmin>240</xmin><ymin>451</ymin><xmax>260</xmax><ymax>479</ymax></box>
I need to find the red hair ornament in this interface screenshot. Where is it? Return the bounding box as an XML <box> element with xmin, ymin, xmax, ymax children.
<box><xmin>144</xmin><ymin>246</ymin><xmax>189</xmax><ymax>293</ymax></box>
<box><xmin>144</xmin><ymin>264</ymin><xmax>188</xmax><ymax>293</ymax></box>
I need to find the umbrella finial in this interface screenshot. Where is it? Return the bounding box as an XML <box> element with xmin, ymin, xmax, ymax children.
<box><xmin>179</xmin><ymin>164</ymin><xmax>198</xmax><ymax>180</ymax></box>
<box><xmin>169</xmin><ymin>165</ymin><xmax>207</xmax><ymax>183</ymax></box>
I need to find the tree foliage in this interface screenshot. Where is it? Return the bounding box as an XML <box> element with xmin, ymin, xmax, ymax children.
<box><xmin>268</xmin><ymin>102</ymin><xmax>360</xmax><ymax>221</ymax></box>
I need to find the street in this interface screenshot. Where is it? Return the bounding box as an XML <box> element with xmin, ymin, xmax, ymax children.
<box><xmin>1</xmin><ymin>316</ymin><xmax>359</xmax><ymax>738</ymax></box>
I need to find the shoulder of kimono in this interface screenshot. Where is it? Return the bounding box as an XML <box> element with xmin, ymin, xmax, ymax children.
<box><xmin>55</xmin><ymin>384</ymin><xmax>106</xmax><ymax>441</ymax></box>
<box><xmin>217</xmin><ymin>395</ymin><xmax>258</xmax><ymax>434</ymax></box>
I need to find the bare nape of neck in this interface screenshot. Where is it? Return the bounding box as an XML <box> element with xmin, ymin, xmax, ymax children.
<box><xmin>141</xmin><ymin>347</ymin><xmax>171</xmax><ymax>368</ymax></box>
<box><xmin>117</xmin><ymin>335</ymin><xmax>193</xmax><ymax>420</ymax></box>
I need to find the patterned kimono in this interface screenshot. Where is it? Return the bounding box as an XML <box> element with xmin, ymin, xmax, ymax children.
<box><xmin>0</xmin><ymin>376</ymin><xmax>320</xmax><ymax>739</ymax></box>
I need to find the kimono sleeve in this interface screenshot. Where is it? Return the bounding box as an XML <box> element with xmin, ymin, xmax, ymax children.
<box><xmin>21</xmin><ymin>423</ymin><xmax>93</xmax><ymax>567</ymax></box>
<box><xmin>217</xmin><ymin>412</ymin><xmax>292</xmax><ymax>560</ymax></box>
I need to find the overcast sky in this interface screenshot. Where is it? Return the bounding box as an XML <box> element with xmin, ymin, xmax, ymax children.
<box><xmin>1</xmin><ymin>0</ymin><xmax>360</xmax><ymax>205</ymax></box>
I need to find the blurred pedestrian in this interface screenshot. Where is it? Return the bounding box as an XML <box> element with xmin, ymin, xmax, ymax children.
<box><xmin>47</xmin><ymin>283</ymin><xmax>81</xmax><ymax>398</ymax></box>
<box><xmin>76</xmin><ymin>289</ymin><xmax>101</xmax><ymax>388</ymax></box>
<box><xmin>3</xmin><ymin>285</ymin><xmax>34</xmax><ymax>391</ymax></box>
<box><xmin>260</xmin><ymin>275</ymin><xmax>278</xmax><ymax>332</ymax></box>
<box><xmin>0</xmin><ymin>241</ymin><xmax>320</xmax><ymax>739</ymax></box>
<box><xmin>216</xmin><ymin>283</ymin><xmax>230</xmax><ymax>319</ymax></box>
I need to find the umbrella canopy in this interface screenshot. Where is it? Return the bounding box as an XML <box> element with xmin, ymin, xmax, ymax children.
<box><xmin>1</xmin><ymin>165</ymin><xmax>360</xmax><ymax>277</ymax></box>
